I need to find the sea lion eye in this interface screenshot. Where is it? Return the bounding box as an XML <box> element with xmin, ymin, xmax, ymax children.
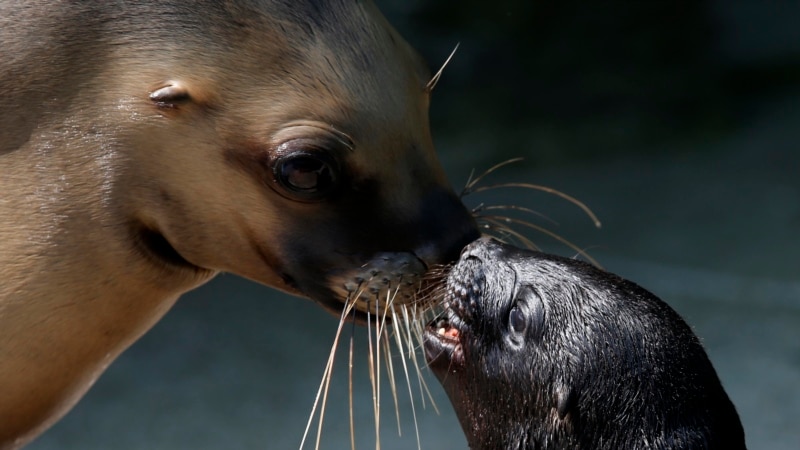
<box><xmin>507</xmin><ymin>286</ymin><xmax>545</xmax><ymax>344</ymax></box>
<box><xmin>272</xmin><ymin>150</ymin><xmax>339</xmax><ymax>201</ymax></box>
<box><xmin>509</xmin><ymin>306</ymin><xmax>527</xmax><ymax>335</ymax></box>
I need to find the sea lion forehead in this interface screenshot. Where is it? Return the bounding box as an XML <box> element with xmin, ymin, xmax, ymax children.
<box><xmin>218</xmin><ymin>1</ymin><xmax>434</xmax><ymax>153</ymax></box>
<box><xmin>254</xmin><ymin>0</ymin><xmax>432</xmax><ymax>92</ymax></box>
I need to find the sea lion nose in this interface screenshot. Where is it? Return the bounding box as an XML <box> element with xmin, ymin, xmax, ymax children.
<box><xmin>411</xmin><ymin>187</ymin><xmax>480</xmax><ymax>267</ymax></box>
<box><xmin>461</xmin><ymin>236</ymin><xmax>505</xmax><ymax>261</ymax></box>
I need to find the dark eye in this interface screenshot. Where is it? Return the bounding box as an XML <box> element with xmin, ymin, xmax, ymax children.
<box><xmin>509</xmin><ymin>305</ymin><xmax>527</xmax><ymax>335</ymax></box>
<box><xmin>273</xmin><ymin>151</ymin><xmax>338</xmax><ymax>200</ymax></box>
<box><xmin>507</xmin><ymin>286</ymin><xmax>545</xmax><ymax>346</ymax></box>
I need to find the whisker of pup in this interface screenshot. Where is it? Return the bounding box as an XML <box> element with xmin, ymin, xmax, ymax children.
<box><xmin>405</xmin><ymin>309</ymin><xmax>440</xmax><ymax>414</ymax></box>
<box><xmin>468</xmin><ymin>182</ymin><xmax>601</xmax><ymax>228</ymax></box>
<box><xmin>473</xmin><ymin>203</ymin><xmax>559</xmax><ymax>227</ymax></box>
<box><xmin>462</xmin><ymin>160</ymin><xmax>602</xmax><ymax>270</ymax></box>
<box><xmin>461</xmin><ymin>157</ymin><xmax>526</xmax><ymax>196</ymax></box>
<box><xmin>477</xmin><ymin>217</ymin><xmax>540</xmax><ymax>250</ymax></box>
<box><xmin>479</xmin><ymin>214</ymin><xmax>601</xmax><ymax>267</ymax></box>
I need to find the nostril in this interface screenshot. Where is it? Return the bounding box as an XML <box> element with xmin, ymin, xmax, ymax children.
<box><xmin>459</xmin><ymin>236</ymin><xmax>503</xmax><ymax>260</ymax></box>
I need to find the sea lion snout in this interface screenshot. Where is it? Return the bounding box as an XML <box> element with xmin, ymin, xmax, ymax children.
<box><xmin>459</xmin><ymin>236</ymin><xmax>505</xmax><ymax>260</ymax></box>
<box><xmin>337</xmin><ymin>187</ymin><xmax>481</xmax><ymax>315</ymax></box>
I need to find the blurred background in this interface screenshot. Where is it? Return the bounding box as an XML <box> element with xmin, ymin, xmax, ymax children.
<box><xmin>31</xmin><ymin>1</ymin><xmax>798</xmax><ymax>449</ymax></box>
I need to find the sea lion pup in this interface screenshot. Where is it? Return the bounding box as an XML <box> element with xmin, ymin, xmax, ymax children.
<box><xmin>424</xmin><ymin>237</ymin><xmax>746</xmax><ymax>450</ymax></box>
<box><xmin>0</xmin><ymin>1</ymin><xmax>478</xmax><ymax>447</ymax></box>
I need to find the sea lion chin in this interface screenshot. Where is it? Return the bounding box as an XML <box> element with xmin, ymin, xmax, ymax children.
<box><xmin>424</xmin><ymin>237</ymin><xmax>746</xmax><ymax>450</ymax></box>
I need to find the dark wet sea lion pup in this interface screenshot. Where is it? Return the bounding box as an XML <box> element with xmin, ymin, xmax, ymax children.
<box><xmin>0</xmin><ymin>1</ymin><xmax>478</xmax><ymax>447</ymax></box>
<box><xmin>425</xmin><ymin>238</ymin><xmax>746</xmax><ymax>449</ymax></box>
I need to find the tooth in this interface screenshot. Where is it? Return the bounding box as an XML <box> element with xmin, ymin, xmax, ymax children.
<box><xmin>437</xmin><ymin>327</ymin><xmax>446</xmax><ymax>336</ymax></box>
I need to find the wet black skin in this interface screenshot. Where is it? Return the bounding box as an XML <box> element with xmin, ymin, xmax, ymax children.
<box><xmin>424</xmin><ymin>237</ymin><xmax>746</xmax><ymax>450</ymax></box>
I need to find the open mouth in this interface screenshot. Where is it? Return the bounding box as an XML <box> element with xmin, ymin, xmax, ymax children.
<box><xmin>423</xmin><ymin>309</ymin><xmax>465</xmax><ymax>368</ymax></box>
<box><xmin>433</xmin><ymin>316</ymin><xmax>461</xmax><ymax>341</ymax></box>
<box><xmin>422</xmin><ymin>256</ymin><xmax>484</xmax><ymax>369</ymax></box>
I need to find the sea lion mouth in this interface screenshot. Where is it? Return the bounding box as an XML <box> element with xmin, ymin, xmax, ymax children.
<box><xmin>423</xmin><ymin>284</ymin><xmax>472</xmax><ymax>368</ymax></box>
<box><xmin>423</xmin><ymin>313</ymin><xmax>465</xmax><ymax>369</ymax></box>
<box><xmin>424</xmin><ymin>250</ymin><xmax>488</xmax><ymax>369</ymax></box>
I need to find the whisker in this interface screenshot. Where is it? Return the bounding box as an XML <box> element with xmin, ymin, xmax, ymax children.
<box><xmin>481</xmin><ymin>214</ymin><xmax>601</xmax><ymax>267</ymax></box>
<box><xmin>462</xmin><ymin>167</ymin><xmax>477</xmax><ymax>195</ymax></box>
<box><xmin>301</xmin><ymin>258</ymin><xmax>451</xmax><ymax>449</ymax></box>
<box><xmin>366</xmin><ymin>306</ymin><xmax>379</xmax><ymax>450</ymax></box>
<box><xmin>401</xmin><ymin>304</ymin><xmax>440</xmax><ymax>415</ymax></box>
<box><xmin>391</xmin><ymin>307</ymin><xmax>423</xmax><ymax>450</ymax></box>
<box><xmin>300</xmin><ymin>291</ymin><xmax>360</xmax><ymax>450</ymax></box>
<box><xmin>473</xmin><ymin>204</ymin><xmax>559</xmax><ymax>227</ymax></box>
<box><xmin>468</xmin><ymin>182</ymin><xmax>602</xmax><ymax>228</ymax></box>
<box><xmin>380</xmin><ymin>288</ymin><xmax>402</xmax><ymax>437</ymax></box>
<box><xmin>425</xmin><ymin>43</ymin><xmax>460</xmax><ymax>93</ymax></box>
<box><xmin>477</xmin><ymin>218</ymin><xmax>540</xmax><ymax>250</ymax></box>
<box><xmin>349</xmin><ymin>317</ymin><xmax>356</xmax><ymax>450</ymax></box>
<box><xmin>461</xmin><ymin>157</ymin><xmax>525</xmax><ymax>196</ymax></box>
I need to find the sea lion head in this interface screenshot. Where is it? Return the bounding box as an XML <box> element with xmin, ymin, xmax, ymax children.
<box><xmin>80</xmin><ymin>0</ymin><xmax>481</xmax><ymax>318</ymax></box>
<box><xmin>424</xmin><ymin>237</ymin><xmax>745</xmax><ymax>449</ymax></box>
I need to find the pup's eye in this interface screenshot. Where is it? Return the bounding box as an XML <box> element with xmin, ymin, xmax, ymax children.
<box><xmin>507</xmin><ymin>286</ymin><xmax>545</xmax><ymax>345</ymax></box>
<box><xmin>509</xmin><ymin>305</ymin><xmax>527</xmax><ymax>335</ymax></box>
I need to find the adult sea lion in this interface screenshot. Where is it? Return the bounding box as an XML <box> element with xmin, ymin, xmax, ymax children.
<box><xmin>0</xmin><ymin>1</ymin><xmax>479</xmax><ymax>447</ymax></box>
<box><xmin>424</xmin><ymin>237</ymin><xmax>746</xmax><ymax>449</ymax></box>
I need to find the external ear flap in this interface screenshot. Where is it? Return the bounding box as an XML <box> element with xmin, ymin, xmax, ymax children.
<box><xmin>149</xmin><ymin>81</ymin><xmax>191</xmax><ymax>109</ymax></box>
<box><xmin>556</xmin><ymin>384</ymin><xmax>576</xmax><ymax>420</ymax></box>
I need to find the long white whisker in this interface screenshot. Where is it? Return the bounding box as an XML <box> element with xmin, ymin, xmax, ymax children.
<box><xmin>425</xmin><ymin>42</ymin><xmax>460</xmax><ymax>92</ymax></box>
<box><xmin>300</xmin><ymin>293</ymin><xmax>359</xmax><ymax>450</ymax></box>
<box><xmin>402</xmin><ymin>304</ymin><xmax>439</xmax><ymax>414</ymax></box>
<box><xmin>349</xmin><ymin>319</ymin><xmax>356</xmax><ymax>450</ymax></box>
<box><xmin>380</xmin><ymin>287</ymin><xmax>402</xmax><ymax>437</ymax></box>
<box><xmin>366</xmin><ymin>305</ymin><xmax>380</xmax><ymax>450</ymax></box>
<box><xmin>392</xmin><ymin>307</ymin><xmax>422</xmax><ymax>450</ymax></box>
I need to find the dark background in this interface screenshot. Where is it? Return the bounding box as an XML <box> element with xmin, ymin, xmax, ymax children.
<box><xmin>31</xmin><ymin>1</ymin><xmax>799</xmax><ymax>449</ymax></box>
<box><xmin>386</xmin><ymin>0</ymin><xmax>799</xmax><ymax>166</ymax></box>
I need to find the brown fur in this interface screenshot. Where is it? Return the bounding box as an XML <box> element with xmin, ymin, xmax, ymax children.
<box><xmin>0</xmin><ymin>1</ymin><xmax>478</xmax><ymax>447</ymax></box>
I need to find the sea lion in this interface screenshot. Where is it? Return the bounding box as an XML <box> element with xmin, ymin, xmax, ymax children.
<box><xmin>0</xmin><ymin>1</ymin><xmax>479</xmax><ymax>447</ymax></box>
<box><xmin>424</xmin><ymin>237</ymin><xmax>746</xmax><ymax>450</ymax></box>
